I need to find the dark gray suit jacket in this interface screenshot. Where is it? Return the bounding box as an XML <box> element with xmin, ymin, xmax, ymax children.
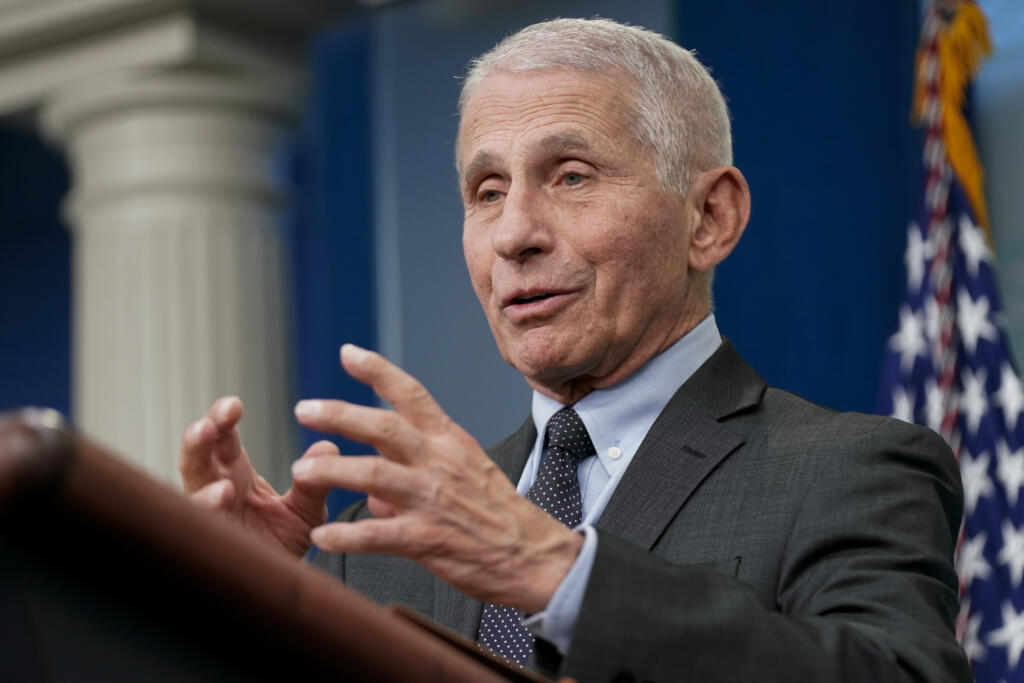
<box><xmin>314</xmin><ymin>341</ymin><xmax>971</xmax><ymax>682</ymax></box>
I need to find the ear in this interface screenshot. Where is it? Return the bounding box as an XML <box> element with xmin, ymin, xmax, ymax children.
<box><xmin>686</xmin><ymin>166</ymin><xmax>750</xmax><ymax>273</ymax></box>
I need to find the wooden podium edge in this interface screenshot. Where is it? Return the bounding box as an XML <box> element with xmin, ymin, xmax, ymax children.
<box><xmin>389</xmin><ymin>603</ymin><xmax>556</xmax><ymax>683</ymax></box>
<box><xmin>0</xmin><ymin>407</ymin><xmax>547</xmax><ymax>682</ymax></box>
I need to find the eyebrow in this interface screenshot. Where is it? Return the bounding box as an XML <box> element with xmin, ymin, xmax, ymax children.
<box><xmin>461</xmin><ymin>151</ymin><xmax>497</xmax><ymax>193</ymax></box>
<box><xmin>460</xmin><ymin>131</ymin><xmax>595</xmax><ymax>193</ymax></box>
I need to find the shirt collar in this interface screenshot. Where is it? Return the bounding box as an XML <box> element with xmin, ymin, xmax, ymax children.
<box><xmin>530</xmin><ymin>314</ymin><xmax>722</xmax><ymax>472</ymax></box>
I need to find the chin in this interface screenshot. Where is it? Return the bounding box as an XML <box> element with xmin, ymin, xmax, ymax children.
<box><xmin>496</xmin><ymin>325</ymin><xmax>597</xmax><ymax>381</ymax></box>
<box><xmin>506</xmin><ymin>346</ymin><xmax>589</xmax><ymax>386</ymax></box>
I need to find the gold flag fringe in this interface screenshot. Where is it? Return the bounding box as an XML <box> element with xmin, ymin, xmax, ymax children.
<box><xmin>913</xmin><ymin>0</ymin><xmax>993</xmax><ymax>234</ymax></box>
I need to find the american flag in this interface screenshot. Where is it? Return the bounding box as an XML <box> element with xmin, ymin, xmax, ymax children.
<box><xmin>878</xmin><ymin>2</ymin><xmax>1024</xmax><ymax>680</ymax></box>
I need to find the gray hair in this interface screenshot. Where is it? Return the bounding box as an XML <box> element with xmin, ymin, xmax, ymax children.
<box><xmin>458</xmin><ymin>17</ymin><xmax>732</xmax><ymax>198</ymax></box>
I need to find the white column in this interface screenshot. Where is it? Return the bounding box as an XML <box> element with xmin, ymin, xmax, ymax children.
<box><xmin>40</xmin><ymin>68</ymin><xmax>301</xmax><ymax>489</ymax></box>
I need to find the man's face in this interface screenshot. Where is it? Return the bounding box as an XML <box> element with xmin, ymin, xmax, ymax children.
<box><xmin>459</xmin><ymin>69</ymin><xmax>703</xmax><ymax>400</ymax></box>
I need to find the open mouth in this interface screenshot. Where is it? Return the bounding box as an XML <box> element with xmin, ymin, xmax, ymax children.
<box><xmin>511</xmin><ymin>292</ymin><xmax>558</xmax><ymax>305</ymax></box>
<box><xmin>501</xmin><ymin>289</ymin><xmax>577</xmax><ymax>318</ymax></box>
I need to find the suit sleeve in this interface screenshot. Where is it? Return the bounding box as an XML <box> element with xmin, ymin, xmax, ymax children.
<box><xmin>560</xmin><ymin>418</ymin><xmax>972</xmax><ymax>682</ymax></box>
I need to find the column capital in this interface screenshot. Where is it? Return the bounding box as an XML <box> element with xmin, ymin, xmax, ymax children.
<box><xmin>41</xmin><ymin>67</ymin><xmax>302</xmax><ymax>228</ymax></box>
<box><xmin>0</xmin><ymin>0</ymin><xmax>355</xmax><ymax>115</ymax></box>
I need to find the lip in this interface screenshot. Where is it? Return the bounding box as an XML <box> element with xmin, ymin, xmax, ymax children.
<box><xmin>500</xmin><ymin>288</ymin><xmax>579</xmax><ymax>323</ymax></box>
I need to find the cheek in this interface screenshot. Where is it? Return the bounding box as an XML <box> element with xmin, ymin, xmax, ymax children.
<box><xmin>583</xmin><ymin>212</ymin><xmax>656</xmax><ymax>273</ymax></box>
<box><xmin>463</xmin><ymin>234</ymin><xmax>493</xmax><ymax>294</ymax></box>
<box><xmin>589</xmin><ymin>219</ymin><xmax>686</xmax><ymax>302</ymax></box>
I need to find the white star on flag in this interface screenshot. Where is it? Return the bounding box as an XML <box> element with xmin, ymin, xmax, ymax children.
<box><xmin>890</xmin><ymin>386</ymin><xmax>915</xmax><ymax>423</ymax></box>
<box><xmin>957</xmin><ymin>289</ymin><xmax>998</xmax><ymax>355</ymax></box>
<box><xmin>964</xmin><ymin>610</ymin><xmax>988</xmax><ymax>662</ymax></box>
<box><xmin>890</xmin><ymin>305</ymin><xmax>927</xmax><ymax>372</ymax></box>
<box><xmin>924</xmin><ymin>378</ymin><xmax>947</xmax><ymax>433</ymax></box>
<box><xmin>958</xmin><ymin>533</ymin><xmax>992</xmax><ymax>585</ymax></box>
<box><xmin>959</xmin><ymin>213</ymin><xmax>992</xmax><ymax>277</ymax></box>
<box><xmin>997</xmin><ymin>440</ymin><xmax>1024</xmax><ymax>507</ymax></box>
<box><xmin>988</xmin><ymin>601</ymin><xmax>1024</xmax><ymax>670</ymax></box>
<box><xmin>995</xmin><ymin>362</ymin><xmax>1024</xmax><ymax>432</ymax></box>
<box><xmin>906</xmin><ymin>222</ymin><xmax>927</xmax><ymax>291</ymax></box>
<box><xmin>1000</xmin><ymin>520</ymin><xmax>1024</xmax><ymax>588</ymax></box>
<box><xmin>962</xmin><ymin>449</ymin><xmax>994</xmax><ymax>515</ymax></box>
<box><xmin>961</xmin><ymin>365</ymin><xmax>989</xmax><ymax>437</ymax></box>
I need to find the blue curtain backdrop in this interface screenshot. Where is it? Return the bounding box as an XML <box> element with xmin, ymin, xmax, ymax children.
<box><xmin>0</xmin><ymin>127</ymin><xmax>70</xmax><ymax>416</ymax></box>
<box><xmin>675</xmin><ymin>0</ymin><xmax>921</xmax><ymax>413</ymax></box>
<box><xmin>295</xmin><ymin>21</ymin><xmax>376</xmax><ymax>515</ymax></box>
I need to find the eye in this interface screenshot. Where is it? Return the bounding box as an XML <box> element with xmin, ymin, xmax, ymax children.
<box><xmin>480</xmin><ymin>189</ymin><xmax>503</xmax><ymax>203</ymax></box>
<box><xmin>563</xmin><ymin>172</ymin><xmax>584</xmax><ymax>186</ymax></box>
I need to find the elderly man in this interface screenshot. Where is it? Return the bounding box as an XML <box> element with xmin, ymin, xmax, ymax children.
<box><xmin>179</xmin><ymin>18</ymin><xmax>970</xmax><ymax>682</ymax></box>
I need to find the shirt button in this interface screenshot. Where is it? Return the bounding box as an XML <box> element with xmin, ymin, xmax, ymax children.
<box><xmin>608</xmin><ymin>446</ymin><xmax>622</xmax><ymax>460</ymax></box>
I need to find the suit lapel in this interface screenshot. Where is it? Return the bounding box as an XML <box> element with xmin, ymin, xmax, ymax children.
<box><xmin>432</xmin><ymin>417</ymin><xmax>537</xmax><ymax>638</ymax></box>
<box><xmin>597</xmin><ymin>340</ymin><xmax>765</xmax><ymax>550</ymax></box>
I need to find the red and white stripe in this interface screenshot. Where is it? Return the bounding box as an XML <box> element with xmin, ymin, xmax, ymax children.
<box><xmin>919</xmin><ymin>0</ymin><xmax>971</xmax><ymax>642</ymax></box>
<box><xmin>920</xmin><ymin>2</ymin><xmax>960</xmax><ymax>451</ymax></box>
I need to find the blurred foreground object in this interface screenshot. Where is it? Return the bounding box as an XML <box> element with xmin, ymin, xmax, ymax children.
<box><xmin>0</xmin><ymin>407</ymin><xmax>548</xmax><ymax>682</ymax></box>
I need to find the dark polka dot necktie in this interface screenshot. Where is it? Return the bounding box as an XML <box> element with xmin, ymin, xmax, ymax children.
<box><xmin>477</xmin><ymin>407</ymin><xmax>595</xmax><ymax>665</ymax></box>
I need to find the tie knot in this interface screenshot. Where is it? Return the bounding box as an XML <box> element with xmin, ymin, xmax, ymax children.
<box><xmin>544</xmin><ymin>407</ymin><xmax>595</xmax><ymax>464</ymax></box>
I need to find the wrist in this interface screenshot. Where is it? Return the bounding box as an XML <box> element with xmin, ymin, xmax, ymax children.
<box><xmin>521</xmin><ymin>527</ymin><xmax>585</xmax><ymax>614</ymax></box>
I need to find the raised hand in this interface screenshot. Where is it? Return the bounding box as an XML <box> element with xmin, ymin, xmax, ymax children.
<box><xmin>290</xmin><ymin>344</ymin><xmax>583</xmax><ymax>613</ymax></box>
<box><xmin>179</xmin><ymin>396</ymin><xmax>333</xmax><ymax>557</ymax></box>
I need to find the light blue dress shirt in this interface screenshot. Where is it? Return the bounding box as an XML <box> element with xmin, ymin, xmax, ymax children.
<box><xmin>519</xmin><ymin>314</ymin><xmax>722</xmax><ymax>653</ymax></box>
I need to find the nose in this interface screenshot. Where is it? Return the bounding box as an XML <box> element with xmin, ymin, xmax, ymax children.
<box><xmin>491</xmin><ymin>184</ymin><xmax>553</xmax><ymax>262</ymax></box>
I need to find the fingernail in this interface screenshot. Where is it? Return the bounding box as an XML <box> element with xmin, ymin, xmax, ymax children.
<box><xmin>189</xmin><ymin>420</ymin><xmax>205</xmax><ymax>441</ymax></box>
<box><xmin>341</xmin><ymin>343</ymin><xmax>369</xmax><ymax>363</ymax></box>
<box><xmin>291</xmin><ymin>459</ymin><xmax>312</xmax><ymax>477</ymax></box>
<box><xmin>294</xmin><ymin>400</ymin><xmax>322</xmax><ymax>419</ymax></box>
<box><xmin>196</xmin><ymin>418</ymin><xmax>213</xmax><ymax>441</ymax></box>
<box><xmin>217</xmin><ymin>398</ymin><xmax>234</xmax><ymax>421</ymax></box>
